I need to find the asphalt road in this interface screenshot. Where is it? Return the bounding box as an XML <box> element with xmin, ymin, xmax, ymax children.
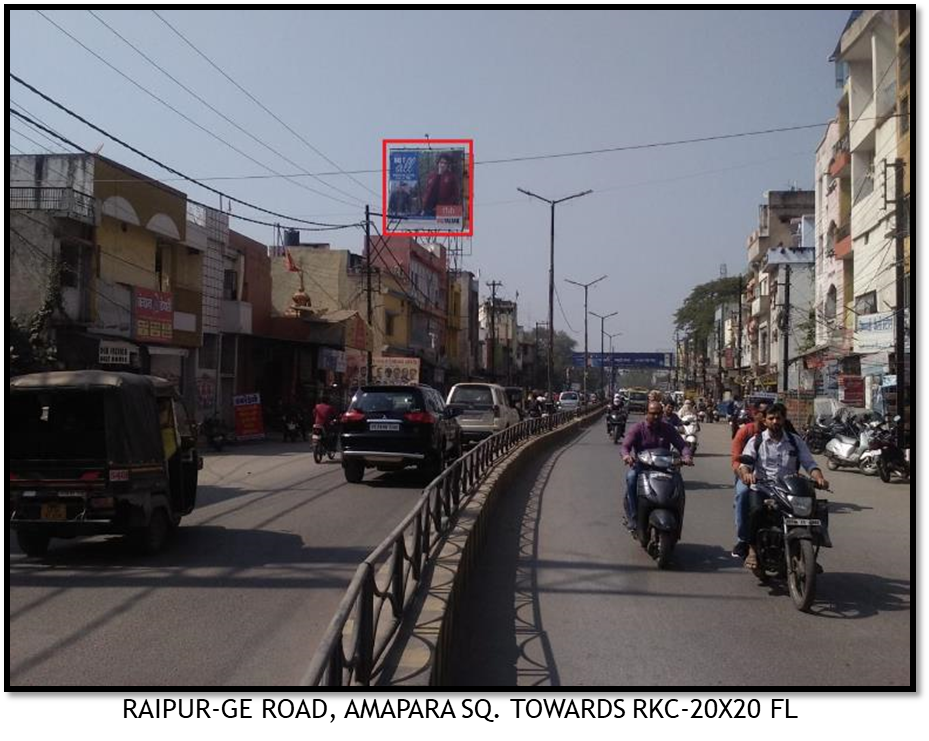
<box><xmin>450</xmin><ymin>416</ymin><xmax>911</xmax><ymax>687</ymax></box>
<box><xmin>8</xmin><ymin>441</ymin><xmax>428</xmax><ymax>686</ymax></box>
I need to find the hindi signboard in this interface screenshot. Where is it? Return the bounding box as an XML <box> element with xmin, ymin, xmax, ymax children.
<box><xmin>233</xmin><ymin>392</ymin><xmax>265</xmax><ymax>441</ymax></box>
<box><xmin>571</xmin><ymin>352</ymin><xmax>674</xmax><ymax>368</ymax></box>
<box><xmin>133</xmin><ymin>287</ymin><xmax>173</xmax><ymax>344</ymax></box>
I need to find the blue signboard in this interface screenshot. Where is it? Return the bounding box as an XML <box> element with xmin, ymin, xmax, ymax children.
<box><xmin>571</xmin><ymin>352</ymin><xmax>674</xmax><ymax>368</ymax></box>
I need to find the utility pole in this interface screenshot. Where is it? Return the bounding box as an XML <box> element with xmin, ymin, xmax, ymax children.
<box><xmin>535</xmin><ymin>321</ymin><xmax>548</xmax><ymax>391</ymax></box>
<box><xmin>565</xmin><ymin>274</ymin><xmax>606</xmax><ymax>401</ymax></box>
<box><xmin>486</xmin><ymin>280</ymin><xmax>503</xmax><ymax>382</ymax></box>
<box><xmin>737</xmin><ymin>273</ymin><xmax>743</xmax><ymax>398</ymax></box>
<box><xmin>591</xmin><ymin>309</ymin><xmax>618</xmax><ymax>398</ymax></box>
<box><xmin>517</xmin><ymin>186</ymin><xmax>592</xmax><ymax>400</ymax></box>
<box><xmin>607</xmin><ymin>331</ymin><xmax>622</xmax><ymax>397</ymax></box>
<box><xmin>365</xmin><ymin>205</ymin><xmax>373</xmax><ymax>382</ymax></box>
<box><xmin>782</xmin><ymin>264</ymin><xmax>791</xmax><ymax>393</ymax></box>
<box><xmin>892</xmin><ymin>158</ymin><xmax>908</xmax><ymax>449</ymax></box>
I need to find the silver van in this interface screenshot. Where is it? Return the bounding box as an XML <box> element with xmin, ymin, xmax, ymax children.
<box><xmin>446</xmin><ymin>383</ymin><xmax>520</xmax><ymax>445</ymax></box>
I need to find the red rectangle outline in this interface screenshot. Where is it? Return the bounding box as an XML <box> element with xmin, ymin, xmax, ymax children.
<box><xmin>382</xmin><ymin>139</ymin><xmax>473</xmax><ymax>237</ymax></box>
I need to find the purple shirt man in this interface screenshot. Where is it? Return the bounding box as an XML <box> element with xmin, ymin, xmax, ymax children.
<box><xmin>622</xmin><ymin>419</ymin><xmax>692</xmax><ymax>460</ymax></box>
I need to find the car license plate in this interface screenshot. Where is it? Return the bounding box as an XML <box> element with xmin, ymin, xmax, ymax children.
<box><xmin>369</xmin><ymin>422</ymin><xmax>399</xmax><ymax>432</ymax></box>
<box><xmin>41</xmin><ymin>503</ymin><xmax>67</xmax><ymax>520</ymax></box>
<box><xmin>785</xmin><ymin>518</ymin><xmax>821</xmax><ymax>527</ymax></box>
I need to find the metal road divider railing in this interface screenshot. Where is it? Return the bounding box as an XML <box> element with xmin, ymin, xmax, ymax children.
<box><xmin>302</xmin><ymin>405</ymin><xmax>601</xmax><ymax>686</ymax></box>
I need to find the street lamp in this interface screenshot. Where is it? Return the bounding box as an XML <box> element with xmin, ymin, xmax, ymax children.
<box><xmin>591</xmin><ymin>309</ymin><xmax>618</xmax><ymax>398</ymax></box>
<box><xmin>564</xmin><ymin>275</ymin><xmax>606</xmax><ymax>401</ymax></box>
<box><xmin>606</xmin><ymin>331</ymin><xmax>623</xmax><ymax>397</ymax></box>
<box><xmin>517</xmin><ymin>186</ymin><xmax>593</xmax><ymax>400</ymax></box>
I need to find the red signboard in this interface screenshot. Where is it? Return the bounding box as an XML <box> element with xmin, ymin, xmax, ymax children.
<box><xmin>233</xmin><ymin>393</ymin><xmax>265</xmax><ymax>441</ymax></box>
<box><xmin>133</xmin><ymin>287</ymin><xmax>173</xmax><ymax>343</ymax></box>
<box><xmin>839</xmin><ymin>375</ymin><xmax>864</xmax><ymax>406</ymax></box>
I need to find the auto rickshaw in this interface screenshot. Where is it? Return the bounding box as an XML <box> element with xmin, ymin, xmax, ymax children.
<box><xmin>9</xmin><ymin>371</ymin><xmax>202</xmax><ymax>556</ymax></box>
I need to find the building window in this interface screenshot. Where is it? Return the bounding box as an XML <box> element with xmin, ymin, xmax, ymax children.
<box><xmin>385</xmin><ymin>313</ymin><xmax>395</xmax><ymax>338</ymax></box>
<box><xmin>59</xmin><ymin>242</ymin><xmax>81</xmax><ymax>288</ymax></box>
<box><xmin>223</xmin><ymin>269</ymin><xmax>238</xmax><ymax>300</ymax></box>
<box><xmin>855</xmin><ymin>291</ymin><xmax>878</xmax><ymax>316</ymax></box>
<box><xmin>900</xmin><ymin>95</ymin><xmax>909</xmax><ymax>133</ymax></box>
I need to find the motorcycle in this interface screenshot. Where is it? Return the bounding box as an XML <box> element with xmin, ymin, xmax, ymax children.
<box><xmin>201</xmin><ymin>416</ymin><xmax>229</xmax><ymax>452</ymax></box>
<box><xmin>282</xmin><ymin>408</ymin><xmax>307</xmax><ymax>443</ymax></box>
<box><xmin>862</xmin><ymin>417</ymin><xmax>909</xmax><ymax>483</ymax></box>
<box><xmin>633</xmin><ymin>448</ymin><xmax>687</xmax><ymax>569</ymax></box>
<box><xmin>680</xmin><ymin>413</ymin><xmax>700</xmax><ymax>455</ymax></box>
<box><xmin>824</xmin><ymin>416</ymin><xmax>882</xmax><ymax>475</ymax></box>
<box><xmin>312</xmin><ymin>423</ymin><xmax>338</xmax><ymax>463</ymax></box>
<box><xmin>801</xmin><ymin>414</ymin><xmax>838</xmax><ymax>455</ymax></box>
<box><xmin>738</xmin><ymin>456</ymin><xmax>832</xmax><ymax>612</ymax></box>
<box><xmin>731</xmin><ymin>407</ymin><xmax>750</xmax><ymax>438</ymax></box>
<box><xmin>606</xmin><ymin>407</ymin><xmax>628</xmax><ymax>444</ymax></box>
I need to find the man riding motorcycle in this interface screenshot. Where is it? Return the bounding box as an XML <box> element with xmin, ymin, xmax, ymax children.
<box><xmin>663</xmin><ymin>401</ymin><xmax>683</xmax><ymax>429</ymax></box>
<box><xmin>622</xmin><ymin>401</ymin><xmax>693</xmax><ymax>534</ymax></box>
<box><xmin>313</xmin><ymin>395</ymin><xmax>339</xmax><ymax>452</ymax></box>
<box><xmin>729</xmin><ymin>399</ymin><xmax>770</xmax><ymax>560</ymax></box>
<box><xmin>737</xmin><ymin>402</ymin><xmax>828</xmax><ymax>571</ymax></box>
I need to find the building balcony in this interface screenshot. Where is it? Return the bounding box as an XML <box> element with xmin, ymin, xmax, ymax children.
<box><xmin>829</xmin><ymin>133</ymin><xmax>851</xmax><ymax>178</ymax></box>
<box><xmin>834</xmin><ymin>225</ymin><xmax>853</xmax><ymax>260</ymax></box>
<box><xmin>221</xmin><ymin>299</ymin><xmax>253</xmax><ymax>335</ymax></box>
<box><xmin>9</xmin><ymin>186</ymin><xmax>95</xmax><ymax>225</ymax></box>
<box><xmin>751</xmin><ymin>295</ymin><xmax>770</xmax><ymax>318</ymax></box>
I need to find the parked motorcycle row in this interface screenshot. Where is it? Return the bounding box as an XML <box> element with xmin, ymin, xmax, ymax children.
<box><xmin>803</xmin><ymin>411</ymin><xmax>910</xmax><ymax>483</ymax></box>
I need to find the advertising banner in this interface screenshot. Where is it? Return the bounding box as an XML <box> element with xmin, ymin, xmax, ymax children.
<box><xmin>839</xmin><ymin>375</ymin><xmax>865</xmax><ymax>407</ymax></box>
<box><xmin>371</xmin><ymin>356</ymin><xmax>420</xmax><ymax>385</ymax></box>
<box><xmin>233</xmin><ymin>392</ymin><xmax>265</xmax><ymax>441</ymax></box>
<box><xmin>383</xmin><ymin>140</ymin><xmax>473</xmax><ymax>237</ymax></box>
<box><xmin>133</xmin><ymin>287</ymin><xmax>173</xmax><ymax>344</ymax></box>
<box><xmin>318</xmin><ymin>347</ymin><xmax>347</xmax><ymax>373</ymax></box>
<box><xmin>571</xmin><ymin>352</ymin><xmax>674</xmax><ymax>368</ymax></box>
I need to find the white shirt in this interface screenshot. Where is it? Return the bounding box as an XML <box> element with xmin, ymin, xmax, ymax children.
<box><xmin>741</xmin><ymin>429</ymin><xmax>819</xmax><ymax>482</ymax></box>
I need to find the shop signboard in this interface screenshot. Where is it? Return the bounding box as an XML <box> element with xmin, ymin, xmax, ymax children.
<box><xmin>318</xmin><ymin>347</ymin><xmax>347</xmax><ymax>373</ymax></box>
<box><xmin>233</xmin><ymin>392</ymin><xmax>265</xmax><ymax>441</ymax></box>
<box><xmin>133</xmin><ymin>287</ymin><xmax>173</xmax><ymax>344</ymax></box>
<box><xmin>571</xmin><ymin>352</ymin><xmax>674</xmax><ymax>368</ymax></box>
<box><xmin>839</xmin><ymin>375</ymin><xmax>865</xmax><ymax>406</ymax></box>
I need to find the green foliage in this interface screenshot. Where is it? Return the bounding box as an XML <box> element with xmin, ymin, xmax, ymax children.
<box><xmin>796</xmin><ymin>308</ymin><xmax>817</xmax><ymax>354</ymax></box>
<box><xmin>674</xmin><ymin>276</ymin><xmax>742</xmax><ymax>345</ymax></box>
<box><xmin>536</xmin><ymin>330</ymin><xmax>578</xmax><ymax>389</ymax></box>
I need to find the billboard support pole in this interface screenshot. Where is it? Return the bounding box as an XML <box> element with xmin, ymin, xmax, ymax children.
<box><xmin>365</xmin><ymin>205</ymin><xmax>373</xmax><ymax>382</ymax></box>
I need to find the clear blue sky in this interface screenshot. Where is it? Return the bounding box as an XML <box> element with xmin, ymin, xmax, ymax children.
<box><xmin>9</xmin><ymin>8</ymin><xmax>852</xmax><ymax>352</ymax></box>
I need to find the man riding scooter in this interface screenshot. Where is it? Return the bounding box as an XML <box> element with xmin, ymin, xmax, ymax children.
<box><xmin>621</xmin><ymin>401</ymin><xmax>693</xmax><ymax>536</ymax></box>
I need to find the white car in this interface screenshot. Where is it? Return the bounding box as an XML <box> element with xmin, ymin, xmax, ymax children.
<box><xmin>557</xmin><ymin>390</ymin><xmax>581</xmax><ymax>412</ymax></box>
<box><xmin>446</xmin><ymin>383</ymin><xmax>520</xmax><ymax>445</ymax></box>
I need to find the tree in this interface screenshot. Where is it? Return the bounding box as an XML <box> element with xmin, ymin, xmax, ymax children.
<box><xmin>535</xmin><ymin>330</ymin><xmax>578</xmax><ymax>391</ymax></box>
<box><xmin>673</xmin><ymin>276</ymin><xmax>742</xmax><ymax>346</ymax></box>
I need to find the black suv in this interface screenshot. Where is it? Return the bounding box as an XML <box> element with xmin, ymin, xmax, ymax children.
<box><xmin>339</xmin><ymin>385</ymin><xmax>462</xmax><ymax>484</ymax></box>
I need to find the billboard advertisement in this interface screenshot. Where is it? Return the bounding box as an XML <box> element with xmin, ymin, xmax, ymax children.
<box><xmin>383</xmin><ymin>140</ymin><xmax>473</xmax><ymax>237</ymax></box>
<box><xmin>571</xmin><ymin>352</ymin><xmax>674</xmax><ymax>369</ymax></box>
<box><xmin>370</xmin><ymin>356</ymin><xmax>421</xmax><ymax>385</ymax></box>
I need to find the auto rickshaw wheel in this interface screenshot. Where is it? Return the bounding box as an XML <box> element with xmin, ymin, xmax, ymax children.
<box><xmin>17</xmin><ymin>530</ymin><xmax>51</xmax><ymax>557</ymax></box>
<box><xmin>132</xmin><ymin>508</ymin><xmax>170</xmax><ymax>555</ymax></box>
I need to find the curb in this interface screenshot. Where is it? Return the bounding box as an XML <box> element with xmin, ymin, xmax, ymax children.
<box><xmin>378</xmin><ymin>406</ymin><xmax>605</xmax><ymax>686</ymax></box>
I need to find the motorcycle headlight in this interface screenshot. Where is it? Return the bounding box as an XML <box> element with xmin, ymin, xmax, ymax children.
<box><xmin>787</xmin><ymin>495</ymin><xmax>813</xmax><ymax>517</ymax></box>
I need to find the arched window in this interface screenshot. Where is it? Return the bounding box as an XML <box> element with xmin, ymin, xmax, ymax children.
<box><xmin>825</xmin><ymin>285</ymin><xmax>837</xmax><ymax>322</ymax></box>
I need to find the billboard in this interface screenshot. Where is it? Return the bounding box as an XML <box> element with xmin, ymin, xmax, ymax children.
<box><xmin>233</xmin><ymin>393</ymin><xmax>265</xmax><ymax>441</ymax></box>
<box><xmin>383</xmin><ymin>139</ymin><xmax>473</xmax><ymax>237</ymax></box>
<box><xmin>370</xmin><ymin>356</ymin><xmax>421</xmax><ymax>385</ymax></box>
<box><xmin>571</xmin><ymin>352</ymin><xmax>674</xmax><ymax>369</ymax></box>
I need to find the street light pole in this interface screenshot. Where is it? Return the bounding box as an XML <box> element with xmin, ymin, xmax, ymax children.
<box><xmin>565</xmin><ymin>274</ymin><xmax>606</xmax><ymax>401</ymax></box>
<box><xmin>518</xmin><ymin>187</ymin><xmax>592</xmax><ymax>401</ymax></box>
<box><xmin>591</xmin><ymin>309</ymin><xmax>618</xmax><ymax>398</ymax></box>
<box><xmin>607</xmin><ymin>331</ymin><xmax>623</xmax><ymax>397</ymax></box>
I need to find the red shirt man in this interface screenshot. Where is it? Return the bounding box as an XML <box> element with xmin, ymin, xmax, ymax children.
<box><xmin>730</xmin><ymin>401</ymin><xmax>770</xmax><ymax>472</ymax></box>
<box><xmin>314</xmin><ymin>401</ymin><xmax>337</xmax><ymax>428</ymax></box>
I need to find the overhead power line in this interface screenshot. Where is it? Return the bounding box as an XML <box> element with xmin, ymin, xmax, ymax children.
<box><xmin>151</xmin><ymin>9</ymin><xmax>380</xmax><ymax>201</ymax></box>
<box><xmin>35</xmin><ymin>9</ymin><xmax>359</xmax><ymax>209</ymax></box>
<box><xmin>86</xmin><ymin>9</ymin><xmax>364</xmax><ymax>208</ymax></box>
<box><xmin>9</xmin><ymin>76</ymin><xmax>360</xmax><ymax>231</ymax></box>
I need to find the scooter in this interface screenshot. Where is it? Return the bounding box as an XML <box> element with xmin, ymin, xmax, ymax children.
<box><xmin>633</xmin><ymin>448</ymin><xmax>687</xmax><ymax>569</ymax></box>
<box><xmin>824</xmin><ymin>417</ymin><xmax>881</xmax><ymax>475</ymax></box>
<box><xmin>680</xmin><ymin>413</ymin><xmax>700</xmax><ymax>455</ymax></box>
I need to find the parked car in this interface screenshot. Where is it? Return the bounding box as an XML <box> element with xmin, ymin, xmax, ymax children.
<box><xmin>446</xmin><ymin>383</ymin><xmax>520</xmax><ymax>446</ymax></box>
<box><xmin>339</xmin><ymin>384</ymin><xmax>461</xmax><ymax>484</ymax></box>
<box><xmin>556</xmin><ymin>390</ymin><xmax>581</xmax><ymax>412</ymax></box>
